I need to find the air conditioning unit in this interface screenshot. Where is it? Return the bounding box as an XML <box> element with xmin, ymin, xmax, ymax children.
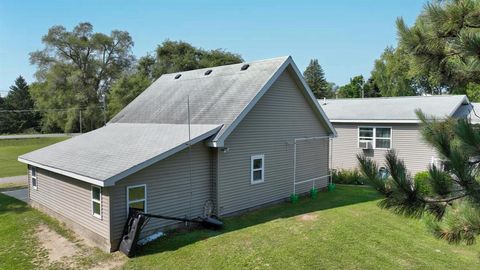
<box><xmin>359</xmin><ymin>140</ymin><xmax>373</xmax><ymax>149</ymax></box>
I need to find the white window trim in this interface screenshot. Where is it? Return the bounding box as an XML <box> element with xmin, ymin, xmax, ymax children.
<box><xmin>126</xmin><ymin>184</ymin><xmax>147</xmax><ymax>215</ymax></box>
<box><xmin>358</xmin><ymin>126</ymin><xmax>392</xmax><ymax>150</ymax></box>
<box><xmin>31</xmin><ymin>166</ymin><xmax>38</xmax><ymax>190</ymax></box>
<box><xmin>91</xmin><ymin>185</ymin><xmax>102</xmax><ymax>219</ymax></box>
<box><xmin>250</xmin><ymin>154</ymin><xmax>265</xmax><ymax>184</ymax></box>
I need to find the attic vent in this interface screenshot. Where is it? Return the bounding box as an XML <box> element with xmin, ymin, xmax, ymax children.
<box><xmin>174</xmin><ymin>74</ymin><xmax>182</xmax><ymax>79</ymax></box>
<box><xmin>241</xmin><ymin>64</ymin><xmax>250</xmax><ymax>71</ymax></box>
<box><xmin>204</xmin><ymin>69</ymin><xmax>212</xmax><ymax>75</ymax></box>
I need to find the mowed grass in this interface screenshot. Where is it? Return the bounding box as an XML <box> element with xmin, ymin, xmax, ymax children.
<box><xmin>0</xmin><ymin>193</ymin><xmax>113</xmax><ymax>270</ymax></box>
<box><xmin>0</xmin><ymin>137</ymin><xmax>68</xmax><ymax>177</ymax></box>
<box><xmin>126</xmin><ymin>186</ymin><xmax>480</xmax><ymax>270</ymax></box>
<box><xmin>0</xmin><ymin>193</ymin><xmax>49</xmax><ymax>269</ymax></box>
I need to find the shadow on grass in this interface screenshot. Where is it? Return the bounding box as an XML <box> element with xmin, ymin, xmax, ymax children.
<box><xmin>135</xmin><ymin>185</ymin><xmax>381</xmax><ymax>257</ymax></box>
<box><xmin>0</xmin><ymin>193</ymin><xmax>30</xmax><ymax>215</ymax></box>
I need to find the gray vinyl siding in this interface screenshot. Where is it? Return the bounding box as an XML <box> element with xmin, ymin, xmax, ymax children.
<box><xmin>109</xmin><ymin>142</ymin><xmax>213</xmax><ymax>244</ymax></box>
<box><xmin>28</xmin><ymin>167</ymin><xmax>110</xmax><ymax>239</ymax></box>
<box><xmin>331</xmin><ymin>123</ymin><xmax>438</xmax><ymax>175</ymax></box>
<box><xmin>217</xmin><ymin>68</ymin><xmax>330</xmax><ymax>215</ymax></box>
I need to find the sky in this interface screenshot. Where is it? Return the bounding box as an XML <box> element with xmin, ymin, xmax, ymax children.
<box><xmin>0</xmin><ymin>0</ymin><xmax>425</xmax><ymax>96</ymax></box>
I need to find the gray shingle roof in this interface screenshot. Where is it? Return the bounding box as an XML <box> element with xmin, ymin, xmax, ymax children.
<box><xmin>319</xmin><ymin>95</ymin><xmax>469</xmax><ymax>123</ymax></box>
<box><xmin>110</xmin><ymin>56</ymin><xmax>291</xmax><ymax>142</ymax></box>
<box><xmin>19</xmin><ymin>56</ymin><xmax>335</xmax><ymax>185</ymax></box>
<box><xmin>19</xmin><ymin>123</ymin><xmax>221</xmax><ymax>186</ymax></box>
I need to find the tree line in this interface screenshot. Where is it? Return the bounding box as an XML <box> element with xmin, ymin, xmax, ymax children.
<box><xmin>2</xmin><ymin>0</ymin><xmax>480</xmax><ymax>134</ymax></box>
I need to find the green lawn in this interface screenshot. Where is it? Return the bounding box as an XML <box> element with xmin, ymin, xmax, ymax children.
<box><xmin>0</xmin><ymin>137</ymin><xmax>68</xmax><ymax>178</ymax></box>
<box><xmin>126</xmin><ymin>186</ymin><xmax>480</xmax><ymax>269</ymax></box>
<box><xmin>0</xmin><ymin>193</ymin><xmax>113</xmax><ymax>270</ymax></box>
<box><xmin>1</xmin><ymin>185</ymin><xmax>479</xmax><ymax>269</ymax></box>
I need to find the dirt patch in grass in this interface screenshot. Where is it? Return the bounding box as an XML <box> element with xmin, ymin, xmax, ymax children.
<box><xmin>36</xmin><ymin>224</ymin><xmax>79</xmax><ymax>263</ymax></box>
<box><xmin>296</xmin><ymin>213</ymin><xmax>318</xmax><ymax>221</ymax></box>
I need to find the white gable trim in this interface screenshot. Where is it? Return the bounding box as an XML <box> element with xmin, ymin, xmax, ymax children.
<box><xmin>209</xmin><ymin>57</ymin><xmax>336</xmax><ymax>147</ymax></box>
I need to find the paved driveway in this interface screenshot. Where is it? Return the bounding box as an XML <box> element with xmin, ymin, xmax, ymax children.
<box><xmin>0</xmin><ymin>175</ymin><xmax>27</xmax><ymax>185</ymax></box>
<box><xmin>2</xmin><ymin>188</ymin><xmax>28</xmax><ymax>202</ymax></box>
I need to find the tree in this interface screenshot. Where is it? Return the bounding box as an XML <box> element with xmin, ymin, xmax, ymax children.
<box><xmin>303</xmin><ymin>59</ymin><xmax>333</xmax><ymax>98</ymax></box>
<box><xmin>152</xmin><ymin>40</ymin><xmax>242</xmax><ymax>78</ymax></box>
<box><xmin>371</xmin><ymin>47</ymin><xmax>417</xmax><ymax>96</ymax></box>
<box><xmin>107</xmin><ymin>56</ymin><xmax>155</xmax><ymax>117</ymax></box>
<box><xmin>357</xmin><ymin>111</ymin><xmax>480</xmax><ymax>244</ymax></box>
<box><xmin>337</xmin><ymin>75</ymin><xmax>365</xmax><ymax>98</ymax></box>
<box><xmin>29</xmin><ymin>22</ymin><xmax>134</xmax><ymax>132</ymax></box>
<box><xmin>107</xmin><ymin>40</ymin><xmax>243</xmax><ymax>117</ymax></box>
<box><xmin>466</xmin><ymin>82</ymin><xmax>480</xmax><ymax>102</ymax></box>
<box><xmin>397</xmin><ymin>0</ymin><xmax>480</xmax><ymax>94</ymax></box>
<box><xmin>0</xmin><ymin>76</ymin><xmax>40</xmax><ymax>134</ymax></box>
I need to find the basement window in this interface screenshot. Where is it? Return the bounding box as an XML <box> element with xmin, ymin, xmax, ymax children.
<box><xmin>251</xmin><ymin>154</ymin><xmax>265</xmax><ymax>184</ymax></box>
<box><xmin>91</xmin><ymin>186</ymin><xmax>102</xmax><ymax>219</ymax></box>
<box><xmin>127</xmin><ymin>184</ymin><xmax>147</xmax><ymax>214</ymax></box>
<box><xmin>31</xmin><ymin>166</ymin><xmax>37</xmax><ymax>190</ymax></box>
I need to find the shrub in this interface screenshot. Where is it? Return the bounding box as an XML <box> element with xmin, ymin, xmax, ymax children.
<box><xmin>414</xmin><ymin>171</ymin><xmax>433</xmax><ymax>196</ymax></box>
<box><xmin>331</xmin><ymin>169</ymin><xmax>365</xmax><ymax>185</ymax></box>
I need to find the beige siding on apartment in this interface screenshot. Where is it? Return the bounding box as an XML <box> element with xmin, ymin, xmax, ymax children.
<box><xmin>109</xmin><ymin>142</ymin><xmax>213</xmax><ymax>244</ymax></box>
<box><xmin>28</xmin><ymin>167</ymin><xmax>110</xmax><ymax>246</ymax></box>
<box><xmin>217</xmin><ymin>68</ymin><xmax>330</xmax><ymax>215</ymax></box>
<box><xmin>331</xmin><ymin>123</ymin><xmax>438</xmax><ymax>175</ymax></box>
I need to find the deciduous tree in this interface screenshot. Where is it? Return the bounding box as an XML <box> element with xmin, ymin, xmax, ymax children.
<box><xmin>29</xmin><ymin>22</ymin><xmax>134</xmax><ymax>132</ymax></box>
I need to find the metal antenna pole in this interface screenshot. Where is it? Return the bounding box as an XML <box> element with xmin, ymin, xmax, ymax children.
<box><xmin>187</xmin><ymin>96</ymin><xmax>193</xmax><ymax>220</ymax></box>
<box><xmin>79</xmin><ymin>109</ymin><xmax>83</xmax><ymax>133</ymax></box>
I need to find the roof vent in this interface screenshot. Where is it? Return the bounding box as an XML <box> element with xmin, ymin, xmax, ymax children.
<box><xmin>241</xmin><ymin>64</ymin><xmax>250</xmax><ymax>71</ymax></box>
<box><xmin>204</xmin><ymin>69</ymin><xmax>212</xmax><ymax>75</ymax></box>
<box><xmin>174</xmin><ymin>74</ymin><xmax>182</xmax><ymax>79</ymax></box>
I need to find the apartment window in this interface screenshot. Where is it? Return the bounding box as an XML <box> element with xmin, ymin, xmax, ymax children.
<box><xmin>127</xmin><ymin>184</ymin><xmax>147</xmax><ymax>214</ymax></box>
<box><xmin>31</xmin><ymin>166</ymin><xmax>38</xmax><ymax>190</ymax></box>
<box><xmin>91</xmin><ymin>186</ymin><xmax>102</xmax><ymax>219</ymax></box>
<box><xmin>251</xmin><ymin>154</ymin><xmax>265</xmax><ymax>184</ymax></box>
<box><xmin>358</xmin><ymin>127</ymin><xmax>392</xmax><ymax>149</ymax></box>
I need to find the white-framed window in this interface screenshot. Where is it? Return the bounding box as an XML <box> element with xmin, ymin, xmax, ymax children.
<box><xmin>250</xmin><ymin>154</ymin><xmax>265</xmax><ymax>184</ymax></box>
<box><xmin>358</xmin><ymin>127</ymin><xmax>392</xmax><ymax>149</ymax></box>
<box><xmin>91</xmin><ymin>186</ymin><xmax>102</xmax><ymax>219</ymax></box>
<box><xmin>31</xmin><ymin>166</ymin><xmax>38</xmax><ymax>190</ymax></box>
<box><xmin>127</xmin><ymin>184</ymin><xmax>147</xmax><ymax>214</ymax></box>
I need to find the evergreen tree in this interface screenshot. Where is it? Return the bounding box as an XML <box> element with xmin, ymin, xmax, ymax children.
<box><xmin>397</xmin><ymin>0</ymin><xmax>480</xmax><ymax>94</ymax></box>
<box><xmin>1</xmin><ymin>76</ymin><xmax>40</xmax><ymax>133</ymax></box>
<box><xmin>358</xmin><ymin>111</ymin><xmax>480</xmax><ymax>244</ymax></box>
<box><xmin>303</xmin><ymin>59</ymin><xmax>333</xmax><ymax>99</ymax></box>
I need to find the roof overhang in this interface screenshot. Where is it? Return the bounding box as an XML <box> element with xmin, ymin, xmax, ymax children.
<box><xmin>208</xmin><ymin>57</ymin><xmax>337</xmax><ymax>147</ymax></box>
<box><xmin>330</xmin><ymin>119</ymin><xmax>422</xmax><ymax>124</ymax></box>
<box><xmin>18</xmin><ymin>125</ymin><xmax>222</xmax><ymax>187</ymax></box>
<box><xmin>17</xmin><ymin>157</ymin><xmax>106</xmax><ymax>186</ymax></box>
